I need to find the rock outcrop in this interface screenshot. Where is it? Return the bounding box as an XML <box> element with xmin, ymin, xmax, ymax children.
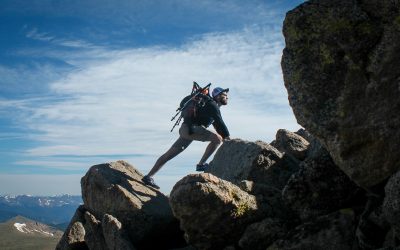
<box><xmin>383</xmin><ymin>170</ymin><xmax>400</xmax><ymax>240</ymax></box>
<box><xmin>169</xmin><ymin>173</ymin><xmax>261</xmax><ymax>250</ymax></box>
<box><xmin>238</xmin><ymin>217</ymin><xmax>289</xmax><ymax>250</ymax></box>
<box><xmin>56</xmin><ymin>205</ymin><xmax>87</xmax><ymax>250</ymax></box>
<box><xmin>207</xmin><ymin>139</ymin><xmax>299</xmax><ymax>192</ymax></box>
<box><xmin>83</xmin><ymin>211</ymin><xmax>107</xmax><ymax>250</ymax></box>
<box><xmin>58</xmin><ymin>161</ymin><xmax>185</xmax><ymax>250</ymax></box>
<box><xmin>102</xmin><ymin>214</ymin><xmax>135</xmax><ymax>250</ymax></box>
<box><xmin>80</xmin><ymin>161</ymin><xmax>181</xmax><ymax>248</ymax></box>
<box><xmin>282</xmin><ymin>0</ymin><xmax>400</xmax><ymax>189</ymax></box>
<box><xmin>282</xmin><ymin>146</ymin><xmax>360</xmax><ymax>221</ymax></box>
<box><xmin>206</xmin><ymin>139</ymin><xmax>299</xmax><ymax>220</ymax></box>
<box><xmin>271</xmin><ymin>129</ymin><xmax>310</xmax><ymax>161</ymax></box>
<box><xmin>57</xmin><ymin>130</ymin><xmax>399</xmax><ymax>249</ymax></box>
<box><xmin>268</xmin><ymin>210</ymin><xmax>357</xmax><ymax>250</ymax></box>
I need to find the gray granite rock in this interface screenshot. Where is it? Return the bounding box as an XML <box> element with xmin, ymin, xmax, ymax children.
<box><xmin>282</xmin><ymin>0</ymin><xmax>400</xmax><ymax>188</ymax></box>
<box><xmin>170</xmin><ymin>173</ymin><xmax>262</xmax><ymax>250</ymax></box>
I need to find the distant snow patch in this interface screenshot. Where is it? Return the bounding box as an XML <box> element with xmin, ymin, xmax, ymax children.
<box><xmin>14</xmin><ymin>223</ymin><xmax>28</xmax><ymax>233</ymax></box>
<box><xmin>13</xmin><ymin>222</ymin><xmax>54</xmax><ymax>236</ymax></box>
<box><xmin>33</xmin><ymin>228</ymin><xmax>54</xmax><ymax>236</ymax></box>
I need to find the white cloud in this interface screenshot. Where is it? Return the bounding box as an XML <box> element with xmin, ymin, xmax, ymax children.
<box><xmin>21</xmin><ymin>27</ymin><xmax>298</xmax><ymax>154</ymax></box>
<box><xmin>11</xmin><ymin>26</ymin><xmax>300</xmax><ymax>193</ymax></box>
<box><xmin>0</xmin><ymin>63</ymin><xmax>73</xmax><ymax>108</ymax></box>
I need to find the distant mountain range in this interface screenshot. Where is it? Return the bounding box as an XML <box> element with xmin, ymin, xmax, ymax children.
<box><xmin>0</xmin><ymin>195</ymin><xmax>82</xmax><ymax>230</ymax></box>
<box><xmin>0</xmin><ymin>215</ymin><xmax>63</xmax><ymax>250</ymax></box>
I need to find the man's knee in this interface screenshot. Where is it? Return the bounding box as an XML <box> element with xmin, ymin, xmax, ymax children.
<box><xmin>210</xmin><ymin>134</ymin><xmax>223</xmax><ymax>145</ymax></box>
<box><xmin>161</xmin><ymin>146</ymin><xmax>186</xmax><ymax>162</ymax></box>
<box><xmin>169</xmin><ymin>145</ymin><xmax>187</xmax><ymax>156</ymax></box>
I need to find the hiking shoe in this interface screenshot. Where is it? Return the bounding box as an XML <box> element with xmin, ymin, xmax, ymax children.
<box><xmin>196</xmin><ymin>163</ymin><xmax>209</xmax><ymax>172</ymax></box>
<box><xmin>142</xmin><ymin>175</ymin><xmax>160</xmax><ymax>189</ymax></box>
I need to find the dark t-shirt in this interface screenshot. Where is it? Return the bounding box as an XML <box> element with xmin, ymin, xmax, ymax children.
<box><xmin>185</xmin><ymin>99</ymin><xmax>230</xmax><ymax>138</ymax></box>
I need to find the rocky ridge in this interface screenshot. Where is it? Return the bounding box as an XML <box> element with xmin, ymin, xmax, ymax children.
<box><xmin>57</xmin><ymin>129</ymin><xmax>399</xmax><ymax>249</ymax></box>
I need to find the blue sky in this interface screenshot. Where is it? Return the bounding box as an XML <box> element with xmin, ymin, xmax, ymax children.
<box><xmin>0</xmin><ymin>0</ymin><xmax>304</xmax><ymax>195</ymax></box>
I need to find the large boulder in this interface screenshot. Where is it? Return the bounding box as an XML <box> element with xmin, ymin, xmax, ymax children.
<box><xmin>58</xmin><ymin>207</ymin><xmax>137</xmax><ymax>250</ymax></box>
<box><xmin>83</xmin><ymin>211</ymin><xmax>107</xmax><ymax>250</ymax></box>
<box><xmin>296</xmin><ymin>128</ymin><xmax>331</xmax><ymax>160</ymax></box>
<box><xmin>271</xmin><ymin>129</ymin><xmax>310</xmax><ymax>161</ymax></box>
<box><xmin>282</xmin><ymin>149</ymin><xmax>359</xmax><ymax>221</ymax></box>
<box><xmin>102</xmin><ymin>214</ymin><xmax>135</xmax><ymax>250</ymax></box>
<box><xmin>238</xmin><ymin>217</ymin><xmax>289</xmax><ymax>250</ymax></box>
<box><xmin>282</xmin><ymin>0</ymin><xmax>400</xmax><ymax>188</ymax></box>
<box><xmin>207</xmin><ymin>139</ymin><xmax>299</xmax><ymax>192</ymax></box>
<box><xmin>356</xmin><ymin>203</ymin><xmax>390</xmax><ymax>250</ymax></box>
<box><xmin>268</xmin><ymin>209</ymin><xmax>357</xmax><ymax>250</ymax></box>
<box><xmin>170</xmin><ymin>173</ymin><xmax>263</xmax><ymax>250</ymax></box>
<box><xmin>383</xmin><ymin>170</ymin><xmax>400</xmax><ymax>239</ymax></box>
<box><xmin>238</xmin><ymin>180</ymin><xmax>295</xmax><ymax>221</ymax></box>
<box><xmin>80</xmin><ymin>160</ymin><xmax>184</xmax><ymax>249</ymax></box>
<box><xmin>206</xmin><ymin>139</ymin><xmax>299</xmax><ymax>221</ymax></box>
<box><xmin>56</xmin><ymin>205</ymin><xmax>88</xmax><ymax>250</ymax></box>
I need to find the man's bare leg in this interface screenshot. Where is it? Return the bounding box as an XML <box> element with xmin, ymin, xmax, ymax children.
<box><xmin>143</xmin><ymin>145</ymin><xmax>187</xmax><ymax>189</ymax></box>
<box><xmin>198</xmin><ymin>133</ymin><xmax>223</xmax><ymax>165</ymax></box>
<box><xmin>147</xmin><ymin>139</ymin><xmax>191</xmax><ymax>177</ymax></box>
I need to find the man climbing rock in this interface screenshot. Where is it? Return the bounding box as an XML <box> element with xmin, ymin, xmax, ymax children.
<box><xmin>142</xmin><ymin>86</ymin><xmax>231</xmax><ymax>189</ymax></box>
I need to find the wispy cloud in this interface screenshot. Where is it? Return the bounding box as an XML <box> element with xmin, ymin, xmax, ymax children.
<box><xmin>14</xmin><ymin>26</ymin><xmax>299</xmax><ymax>163</ymax></box>
<box><xmin>0</xmin><ymin>63</ymin><xmax>71</xmax><ymax>99</ymax></box>
<box><xmin>26</xmin><ymin>27</ymin><xmax>55</xmax><ymax>42</ymax></box>
<box><xmin>25</xmin><ymin>27</ymin><xmax>101</xmax><ymax>49</ymax></box>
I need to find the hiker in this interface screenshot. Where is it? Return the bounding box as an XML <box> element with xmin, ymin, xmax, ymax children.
<box><xmin>142</xmin><ymin>87</ymin><xmax>231</xmax><ymax>189</ymax></box>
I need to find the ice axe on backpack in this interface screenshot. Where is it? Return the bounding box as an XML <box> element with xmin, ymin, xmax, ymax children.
<box><xmin>170</xmin><ymin>82</ymin><xmax>211</xmax><ymax>132</ymax></box>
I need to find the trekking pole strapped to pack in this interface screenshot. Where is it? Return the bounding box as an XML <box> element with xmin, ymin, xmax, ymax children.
<box><xmin>170</xmin><ymin>82</ymin><xmax>211</xmax><ymax>132</ymax></box>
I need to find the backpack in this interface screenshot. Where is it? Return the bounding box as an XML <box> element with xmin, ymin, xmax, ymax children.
<box><xmin>170</xmin><ymin>82</ymin><xmax>211</xmax><ymax>132</ymax></box>
<box><xmin>180</xmin><ymin>92</ymin><xmax>211</xmax><ymax>120</ymax></box>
